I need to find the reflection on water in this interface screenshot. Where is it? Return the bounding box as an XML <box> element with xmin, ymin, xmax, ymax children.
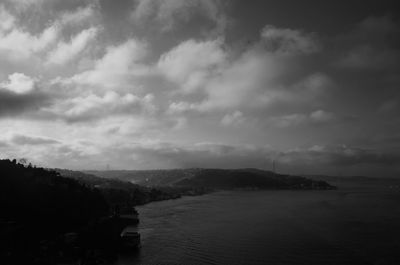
<box><xmin>117</xmin><ymin>181</ymin><xmax>400</xmax><ymax>265</ymax></box>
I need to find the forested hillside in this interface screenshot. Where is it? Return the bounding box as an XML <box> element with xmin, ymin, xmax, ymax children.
<box><xmin>0</xmin><ymin>159</ymin><xmax>108</xmax><ymax>230</ymax></box>
<box><xmin>87</xmin><ymin>168</ymin><xmax>336</xmax><ymax>190</ymax></box>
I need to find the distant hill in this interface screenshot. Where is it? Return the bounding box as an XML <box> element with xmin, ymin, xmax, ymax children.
<box><xmin>85</xmin><ymin>168</ymin><xmax>201</xmax><ymax>186</ymax></box>
<box><xmin>56</xmin><ymin>168</ymin><xmax>145</xmax><ymax>190</ymax></box>
<box><xmin>305</xmin><ymin>175</ymin><xmax>400</xmax><ymax>190</ymax></box>
<box><xmin>54</xmin><ymin>169</ymin><xmax>188</xmax><ymax>207</ymax></box>
<box><xmin>85</xmin><ymin>168</ymin><xmax>336</xmax><ymax>190</ymax></box>
<box><xmin>305</xmin><ymin>174</ymin><xmax>400</xmax><ymax>182</ymax></box>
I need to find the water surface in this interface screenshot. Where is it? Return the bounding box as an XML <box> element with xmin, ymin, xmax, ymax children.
<box><xmin>118</xmin><ymin>181</ymin><xmax>400</xmax><ymax>265</ymax></box>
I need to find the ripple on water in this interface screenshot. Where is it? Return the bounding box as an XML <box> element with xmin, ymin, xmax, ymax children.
<box><xmin>117</xmin><ymin>188</ymin><xmax>400</xmax><ymax>265</ymax></box>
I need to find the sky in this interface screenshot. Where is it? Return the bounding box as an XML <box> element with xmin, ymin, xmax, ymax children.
<box><xmin>0</xmin><ymin>0</ymin><xmax>399</xmax><ymax>177</ymax></box>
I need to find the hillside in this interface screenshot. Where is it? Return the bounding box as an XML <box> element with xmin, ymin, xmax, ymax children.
<box><xmin>0</xmin><ymin>159</ymin><xmax>108</xmax><ymax>229</ymax></box>
<box><xmin>54</xmin><ymin>169</ymin><xmax>193</xmax><ymax>206</ymax></box>
<box><xmin>86</xmin><ymin>168</ymin><xmax>336</xmax><ymax>190</ymax></box>
<box><xmin>0</xmin><ymin>159</ymin><xmax>110</xmax><ymax>264</ymax></box>
<box><xmin>85</xmin><ymin>168</ymin><xmax>201</xmax><ymax>186</ymax></box>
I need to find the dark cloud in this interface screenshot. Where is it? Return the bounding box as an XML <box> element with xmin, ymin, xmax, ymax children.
<box><xmin>12</xmin><ymin>134</ymin><xmax>60</xmax><ymax>145</ymax></box>
<box><xmin>336</xmin><ymin>16</ymin><xmax>400</xmax><ymax>71</ymax></box>
<box><xmin>1</xmin><ymin>1</ymin><xmax>400</xmax><ymax>176</ymax></box>
<box><xmin>101</xmin><ymin>143</ymin><xmax>400</xmax><ymax>176</ymax></box>
<box><xmin>0</xmin><ymin>90</ymin><xmax>51</xmax><ymax>117</ymax></box>
<box><xmin>100</xmin><ymin>142</ymin><xmax>273</xmax><ymax>170</ymax></box>
<box><xmin>280</xmin><ymin>145</ymin><xmax>400</xmax><ymax>167</ymax></box>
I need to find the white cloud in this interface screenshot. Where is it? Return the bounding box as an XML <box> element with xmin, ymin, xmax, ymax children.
<box><xmin>268</xmin><ymin>110</ymin><xmax>336</xmax><ymax>128</ymax></box>
<box><xmin>0</xmin><ymin>73</ymin><xmax>36</xmax><ymax>94</ymax></box>
<box><xmin>221</xmin><ymin>111</ymin><xmax>245</xmax><ymax>127</ymax></box>
<box><xmin>132</xmin><ymin>0</ymin><xmax>225</xmax><ymax>32</ymax></box>
<box><xmin>296</xmin><ymin>73</ymin><xmax>331</xmax><ymax>93</ymax></box>
<box><xmin>0</xmin><ymin>5</ymin><xmax>15</xmax><ymax>32</ymax></box>
<box><xmin>157</xmin><ymin>25</ymin><xmax>323</xmax><ymax>113</ymax></box>
<box><xmin>68</xmin><ymin>39</ymin><xmax>148</xmax><ymax>89</ymax></box>
<box><xmin>310</xmin><ymin>110</ymin><xmax>335</xmax><ymax>123</ymax></box>
<box><xmin>0</xmin><ymin>21</ymin><xmax>59</xmax><ymax>60</ymax></box>
<box><xmin>161</xmin><ymin>42</ymin><xmax>277</xmax><ymax>112</ymax></box>
<box><xmin>196</xmin><ymin>51</ymin><xmax>273</xmax><ymax>111</ymax></box>
<box><xmin>45</xmin><ymin>91</ymin><xmax>155</xmax><ymax>122</ymax></box>
<box><xmin>46</xmin><ymin>27</ymin><xmax>98</xmax><ymax>65</ymax></box>
<box><xmin>167</xmin><ymin>101</ymin><xmax>198</xmax><ymax>114</ymax></box>
<box><xmin>0</xmin><ymin>4</ymin><xmax>98</xmax><ymax>63</ymax></box>
<box><xmin>60</xmin><ymin>5</ymin><xmax>96</xmax><ymax>25</ymax></box>
<box><xmin>269</xmin><ymin>113</ymin><xmax>307</xmax><ymax>128</ymax></box>
<box><xmin>261</xmin><ymin>25</ymin><xmax>319</xmax><ymax>54</ymax></box>
<box><xmin>158</xmin><ymin>38</ymin><xmax>226</xmax><ymax>93</ymax></box>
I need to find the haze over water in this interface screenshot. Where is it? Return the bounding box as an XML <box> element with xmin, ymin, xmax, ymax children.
<box><xmin>118</xmin><ymin>180</ymin><xmax>400</xmax><ymax>265</ymax></box>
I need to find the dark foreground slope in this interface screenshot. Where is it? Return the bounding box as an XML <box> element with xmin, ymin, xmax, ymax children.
<box><xmin>0</xmin><ymin>159</ymin><xmax>110</xmax><ymax>264</ymax></box>
<box><xmin>0</xmin><ymin>159</ymin><xmax>108</xmax><ymax>231</ymax></box>
<box><xmin>87</xmin><ymin>168</ymin><xmax>336</xmax><ymax>190</ymax></box>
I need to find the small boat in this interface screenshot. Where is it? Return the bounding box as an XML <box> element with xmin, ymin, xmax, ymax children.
<box><xmin>120</xmin><ymin>230</ymin><xmax>141</xmax><ymax>249</ymax></box>
<box><xmin>114</xmin><ymin>206</ymin><xmax>139</xmax><ymax>225</ymax></box>
<box><xmin>120</xmin><ymin>207</ymin><xmax>139</xmax><ymax>224</ymax></box>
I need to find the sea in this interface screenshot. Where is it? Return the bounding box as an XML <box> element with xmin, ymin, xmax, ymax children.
<box><xmin>116</xmin><ymin>180</ymin><xmax>400</xmax><ymax>265</ymax></box>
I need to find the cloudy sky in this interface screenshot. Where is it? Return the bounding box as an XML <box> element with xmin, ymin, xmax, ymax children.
<box><xmin>0</xmin><ymin>0</ymin><xmax>399</xmax><ymax>176</ymax></box>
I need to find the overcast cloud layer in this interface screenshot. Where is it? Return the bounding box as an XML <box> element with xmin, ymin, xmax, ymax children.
<box><xmin>0</xmin><ymin>0</ymin><xmax>399</xmax><ymax>177</ymax></box>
